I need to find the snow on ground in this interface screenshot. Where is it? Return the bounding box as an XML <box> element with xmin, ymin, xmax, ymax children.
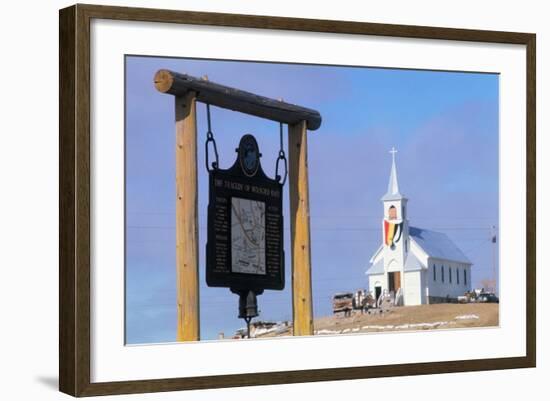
<box><xmin>315</xmin><ymin>329</ymin><xmax>342</xmax><ymax>335</ymax></box>
<box><xmin>313</xmin><ymin>321</ymin><xmax>453</xmax><ymax>335</ymax></box>
<box><xmin>454</xmin><ymin>314</ymin><xmax>479</xmax><ymax>320</ymax></box>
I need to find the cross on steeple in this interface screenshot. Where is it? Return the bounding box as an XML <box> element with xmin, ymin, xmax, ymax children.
<box><xmin>389</xmin><ymin>146</ymin><xmax>398</xmax><ymax>160</ymax></box>
<box><xmin>381</xmin><ymin>146</ymin><xmax>403</xmax><ymax>201</ymax></box>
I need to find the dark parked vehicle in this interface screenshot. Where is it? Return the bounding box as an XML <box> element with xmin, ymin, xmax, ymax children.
<box><xmin>478</xmin><ymin>292</ymin><xmax>499</xmax><ymax>303</ymax></box>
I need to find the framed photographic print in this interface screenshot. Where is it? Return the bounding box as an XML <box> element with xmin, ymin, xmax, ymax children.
<box><xmin>59</xmin><ymin>4</ymin><xmax>536</xmax><ymax>397</ymax></box>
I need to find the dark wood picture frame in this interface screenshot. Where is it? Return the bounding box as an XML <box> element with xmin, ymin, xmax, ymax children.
<box><xmin>59</xmin><ymin>3</ymin><xmax>536</xmax><ymax>397</ymax></box>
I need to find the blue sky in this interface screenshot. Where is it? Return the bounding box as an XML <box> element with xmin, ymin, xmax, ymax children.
<box><xmin>125</xmin><ymin>56</ymin><xmax>499</xmax><ymax>343</ymax></box>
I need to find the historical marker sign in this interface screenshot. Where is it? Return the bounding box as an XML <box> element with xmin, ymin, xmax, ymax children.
<box><xmin>206</xmin><ymin>135</ymin><xmax>285</xmax><ymax>291</ymax></box>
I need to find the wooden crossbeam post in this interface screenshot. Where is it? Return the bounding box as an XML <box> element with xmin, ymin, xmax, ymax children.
<box><xmin>155</xmin><ymin>70</ymin><xmax>322</xmax><ymax>340</ymax></box>
<box><xmin>288</xmin><ymin>120</ymin><xmax>314</xmax><ymax>336</ymax></box>
<box><xmin>175</xmin><ymin>92</ymin><xmax>200</xmax><ymax>341</ymax></box>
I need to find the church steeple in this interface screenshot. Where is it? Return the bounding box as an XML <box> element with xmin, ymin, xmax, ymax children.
<box><xmin>381</xmin><ymin>147</ymin><xmax>408</xmax><ymax>225</ymax></box>
<box><xmin>379</xmin><ymin>147</ymin><xmax>409</xmax><ymax>302</ymax></box>
<box><xmin>382</xmin><ymin>147</ymin><xmax>404</xmax><ymax>201</ymax></box>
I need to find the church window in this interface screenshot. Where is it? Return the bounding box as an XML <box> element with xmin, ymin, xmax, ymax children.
<box><xmin>464</xmin><ymin>269</ymin><xmax>467</xmax><ymax>286</ymax></box>
<box><xmin>457</xmin><ymin>268</ymin><xmax>460</xmax><ymax>284</ymax></box>
<box><xmin>433</xmin><ymin>264</ymin><xmax>436</xmax><ymax>281</ymax></box>
<box><xmin>449</xmin><ymin>267</ymin><xmax>452</xmax><ymax>283</ymax></box>
<box><xmin>441</xmin><ymin>265</ymin><xmax>444</xmax><ymax>283</ymax></box>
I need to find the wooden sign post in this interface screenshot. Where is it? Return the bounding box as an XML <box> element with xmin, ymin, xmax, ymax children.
<box><xmin>155</xmin><ymin>70</ymin><xmax>321</xmax><ymax>341</ymax></box>
<box><xmin>289</xmin><ymin>121</ymin><xmax>314</xmax><ymax>335</ymax></box>
<box><xmin>174</xmin><ymin>93</ymin><xmax>200</xmax><ymax>341</ymax></box>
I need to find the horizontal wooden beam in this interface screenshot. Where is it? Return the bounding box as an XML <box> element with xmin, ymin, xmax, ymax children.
<box><xmin>154</xmin><ymin>69</ymin><xmax>322</xmax><ymax>131</ymax></box>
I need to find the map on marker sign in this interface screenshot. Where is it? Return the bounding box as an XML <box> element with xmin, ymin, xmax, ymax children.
<box><xmin>231</xmin><ymin>197</ymin><xmax>266</xmax><ymax>275</ymax></box>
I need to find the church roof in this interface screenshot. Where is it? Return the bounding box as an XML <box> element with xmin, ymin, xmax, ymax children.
<box><xmin>365</xmin><ymin>228</ymin><xmax>470</xmax><ymax>275</ymax></box>
<box><xmin>409</xmin><ymin>227</ymin><xmax>471</xmax><ymax>264</ymax></box>
<box><xmin>365</xmin><ymin>258</ymin><xmax>384</xmax><ymax>275</ymax></box>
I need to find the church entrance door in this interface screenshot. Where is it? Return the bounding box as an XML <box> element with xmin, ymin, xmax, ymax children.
<box><xmin>375</xmin><ymin>286</ymin><xmax>382</xmax><ymax>303</ymax></box>
<box><xmin>388</xmin><ymin>272</ymin><xmax>401</xmax><ymax>293</ymax></box>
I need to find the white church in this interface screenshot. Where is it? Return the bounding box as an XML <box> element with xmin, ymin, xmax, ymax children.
<box><xmin>365</xmin><ymin>148</ymin><xmax>473</xmax><ymax>305</ymax></box>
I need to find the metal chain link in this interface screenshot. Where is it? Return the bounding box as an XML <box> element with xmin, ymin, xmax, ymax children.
<box><xmin>275</xmin><ymin>122</ymin><xmax>288</xmax><ymax>185</ymax></box>
<box><xmin>205</xmin><ymin>104</ymin><xmax>219</xmax><ymax>172</ymax></box>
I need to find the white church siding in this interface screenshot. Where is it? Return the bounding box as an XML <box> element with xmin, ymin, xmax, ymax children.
<box><xmin>404</xmin><ymin>271</ymin><xmax>422</xmax><ymax>306</ymax></box>
<box><xmin>426</xmin><ymin>258</ymin><xmax>472</xmax><ymax>303</ymax></box>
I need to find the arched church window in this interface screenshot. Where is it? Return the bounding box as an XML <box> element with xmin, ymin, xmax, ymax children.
<box><xmin>441</xmin><ymin>265</ymin><xmax>444</xmax><ymax>283</ymax></box>
<box><xmin>464</xmin><ymin>269</ymin><xmax>467</xmax><ymax>286</ymax></box>
<box><xmin>388</xmin><ymin>205</ymin><xmax>397</xmax><ymax>220</ymax></box>
<box><xmin>433</xmin><ymin>264</ymin><xmax>436</xmax><ymax>281</ymax></box>
<box><xmin>457</xmin><ymin>268</ymin><xmax>460</xmax><ymax>284</ymax></box>
<box><xmin>449</xmin><ymin>267</ymin><xmax>452</xmax><ymax>283</ymax></box>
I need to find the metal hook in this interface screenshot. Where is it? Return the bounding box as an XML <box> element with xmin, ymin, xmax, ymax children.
<box><xmin>275</xmin><ymin>122</ymin><xmax>287</xmax><ymax>185</ymax></box>
<box><xmin>275</xmin><ymin>153</ymin><xmax>288</xmax><ymax>186</ymax></box>
<box><xmin>205</xmin><ymin>104</ymin><xmax>219</xmax><ymax>172</ymax></box>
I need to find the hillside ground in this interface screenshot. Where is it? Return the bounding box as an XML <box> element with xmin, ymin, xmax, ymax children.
<box><xmin>313</xmin><ymin>303</ymin><xmax>499</xmax><ymax>335</ymax></box>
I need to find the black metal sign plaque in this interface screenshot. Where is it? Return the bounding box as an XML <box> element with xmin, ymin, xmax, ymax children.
<box><xmin>206</xmin><ymin>135</ymin><xmax>285</xmax><ymax>291</ymax></box>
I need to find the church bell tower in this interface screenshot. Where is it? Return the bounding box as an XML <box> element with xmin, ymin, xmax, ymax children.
<box><xmin>381</xmin><ymin>148</ymin><xmax>409</xmax><ymax>294</ymax></box>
